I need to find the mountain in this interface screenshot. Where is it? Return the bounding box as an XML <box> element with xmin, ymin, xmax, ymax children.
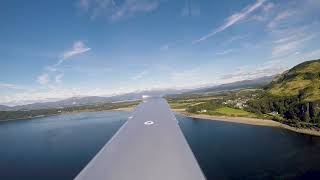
<box><xmin>267</xmin><ymin>59</ymin><xmax>320</xmax><ymax>102</ymax></box>
<box><xmin>0</xmin><ymin>105</ymin><xmax>11</xmax><ymax>111</ymax></box>
<box><xmin>12</xmin><ymin>96</ymin><xmax>112</xmax><ymax>110</ymax></box>
<box><xmin>4</xmin><ymin>89</ymin><xmax>185</xmax><ymax>111</ymax></box>
<box><xmin>246</xmin><ymin>59</ymin><xmax>320</xmax><ymax>123</ymax></box>
<box><xmin>184</xmin><ymin>76</ymin><xmax>274</xmax><ymax>94</ymax></box>
<box><xmin>1</xmin><ymin>76</ymin><xmax>276</xmax><ymax>111</ymax></box>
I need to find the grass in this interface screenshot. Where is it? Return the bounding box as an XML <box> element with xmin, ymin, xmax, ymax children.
<box><xmin>168</xmin><ymin>97</ymin><xmax>212</xmax><ymax>109</ymax></box>
<box><xmin>269</xmin><ymin>78</ymin><xmax>312</xmax><ymax>96</ymax></box>
<box><xmin>169</xmin><ymin>102</ymin><xmax>193</xmax><ymax>109</ymax></box>
<box><xmin>296</xmin><ymin>61</ymin><xmax>320</xmax><ymax>73</ymax></box>
<box><xmin>268</xmin><ymin>59</ymin><xmax>320</xmax><ymax>102</ymax></box>
<box><xmin>209</xmin><ymin>107</ymin><xmax>257</xmax><ymax>118</ymax></box>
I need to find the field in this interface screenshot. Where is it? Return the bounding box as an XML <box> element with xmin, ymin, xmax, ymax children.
<box><xmin>210</xmin><ymin>107</ymin><xmax>257</xmax><ymax>117</ymax></box>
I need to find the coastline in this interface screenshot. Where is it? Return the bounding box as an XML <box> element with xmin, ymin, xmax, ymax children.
<box><xmin>0</xmin><ymin>107</ymin><xmax>135</xmax><ymax>122</ymax></box>
<box><xmin>2</xmin><ymin>107</ymin><xmax>320</xmax><ymax>137</ymax></box>
<box><xmin>172</xmin><ymin>109</ymin><xmax>320</xmax><ymax>137</ymax></box>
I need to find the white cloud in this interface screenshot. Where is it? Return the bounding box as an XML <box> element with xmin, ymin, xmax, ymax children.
<box><xmin>57</xmin><ymin>41</ymin><xmax>91</xmax><ymax>66</ymax></box>
<box><xmin>37</xmin><ymin>73</ymin><xmax>50</xmax><ymax>85</ymax></box>
<box><xmin>193</xmin><ymin>0</ymin><xmax>266</xmax><ymax>43</ymax></box>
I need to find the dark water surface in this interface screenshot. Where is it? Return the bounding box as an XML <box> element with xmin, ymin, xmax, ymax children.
<box><xmin>0</xmin><ymin>112</ymin><xmax>320</xmax><ymax>180</ymax></box>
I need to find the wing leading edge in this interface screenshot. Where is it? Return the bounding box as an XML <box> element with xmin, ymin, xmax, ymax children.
<box><xmin>74</xmin><ymin>98</ymin><xmax>205</xmax><ymax>180</ymax></box>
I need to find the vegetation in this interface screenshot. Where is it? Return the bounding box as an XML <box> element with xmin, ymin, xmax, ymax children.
<box><xmin>267</xmin><ymin>59</ymin><xmax>320</xmax><ymax>101</ymax></box>
<box><xmin>2</xmin><ymin>59</ymin><xmax>319</xmax><ymax>130</ymax></box>
<box><xmin>213</xmin><ymin>107</ymin><xmax>256</xmax><ymax>117</ymax></box>
<box><xmin>246</xmin><ymin>59</ymin><xmax>320</xmax><ymax>125</ymax></box>
<box><xmin>167</xmin><ymin>59</ymin><xmax>320</xmax><ymax>129</ymax></box>
<box><xmin>0</xmin><ymin>101</ymin><xmax>139</xmax><ymax>121</ymax></box>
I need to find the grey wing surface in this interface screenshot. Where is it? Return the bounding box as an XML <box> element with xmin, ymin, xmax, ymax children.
<box><xmin>74</xmin><ymin>98</ymin><xmax>206</xmax><ymax>180</ymax></box>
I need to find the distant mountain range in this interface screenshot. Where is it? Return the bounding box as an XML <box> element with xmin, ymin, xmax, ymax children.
<box><xmin>0</xmin><ymin>76</ymin><xmax>274</xmax><ymax>111</ymax></box>
<box><xmin>186</xmin><ymin>76</ymin><xmax>274</xmax><ymax>94</ymax></box>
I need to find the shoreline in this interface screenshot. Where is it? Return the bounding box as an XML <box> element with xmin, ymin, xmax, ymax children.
<box><xmin>2</xmin><ymin>107</ymin><xmax>320</xmax><ymax>137</ymax></box>
<box><xmin>0</xmin><ymin>107</ymin><xmax>135</xmax><ymax>122</ymax></box>
<box><xmin>172</xmin><ymin>109</ymin><xmax>320</xmax><ymax>137</ymax></box>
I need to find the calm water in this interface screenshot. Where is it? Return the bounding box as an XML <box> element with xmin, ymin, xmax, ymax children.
<box><xmin>0</xmin><ymin>112</ymin><xmax>320</xmax><ymax>180</ymax></box>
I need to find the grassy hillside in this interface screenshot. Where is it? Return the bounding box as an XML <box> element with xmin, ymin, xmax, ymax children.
<box><xmin>267</xmin><ymin>59</ymin><xmax>320</xmax><ymax>102</ymax></box>
<box><xmin>246</xmin><ymin>59</ymin><xmax>320</xmax><ymax>124</ymax></box>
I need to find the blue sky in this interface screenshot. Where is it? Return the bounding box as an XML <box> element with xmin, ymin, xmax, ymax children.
<box><xmin>0</xmin><ymin>0</ymin><xmax>320</xmax><ymax>105</ymax></box>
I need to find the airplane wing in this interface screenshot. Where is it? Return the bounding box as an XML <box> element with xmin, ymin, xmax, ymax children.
<box><xmin>74</xmin><ymin>97</ymin><xmax>206</xmax><ymax>180</ymax></box>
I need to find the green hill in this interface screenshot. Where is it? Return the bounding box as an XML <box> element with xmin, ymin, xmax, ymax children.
<box><xmin>268</xmin><ymin>59</ymin><xmax>320</xmax><ymax>102</ymax></box>
<box><xmin>246</xmin><ymin>59</ymin><xmax>320</xmax><ymax>124</ymax></box>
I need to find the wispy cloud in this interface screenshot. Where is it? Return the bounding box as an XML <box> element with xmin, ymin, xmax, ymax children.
<box><xmin>221</xmin><ymin>61</ymin><xmax>286</xmax><ymax>81</ymax></box>
<box><xmin>215</xmin><ymin>49</ymin><xmax>234</xmax><ymax>56</ymax></box>
<box><xmin>0</xmin><ymin>83</ymin><xmax>29</xmax><ymax>91</ymax></box>
<box><xmin>37</xmin><ymin>73</ymin><xmax>50</xmax><ymax>85</ymax></box>
<box><xmin>271</xmin><ymin>33</ymin><xmax>315</xmax><ymax>57</ymax></box>
<box><xmin>78</xmin><ymin>0</ymin><xmax>161</xmax><ymax>21</ymax></box>
<box><xmin>250</xmin><ymin>2</ymin><xmax>274</xmax><ymax>22</ymax></box>
<box><xmin>56</xmin><ymin>41</ymin><xmax>91</xmax><ymax>66</ymax></box>
<box><xmin>302</xmin><ymin>48</ymin><xmax>320</xmax><ymax>60</ymax></box>
<box><xmin>112</xmin><ymin>0</ymin><xmax>159</xmax><ymax>20</ymax></box>
<box><xmin>267</xmin><ymin>10</ymin><xmax>296</xmax><ymax>29</ymax></box>
<box><xmin>131</xmin><ymin>70</ymin><xmax>149</xmax><ymax>80</ymax></box>
<box><xmin>193</xmin><ymin>0</ymin><xmax>266</xmax><ymax>44</ymax></box>
<box><xmin>0</xmin><ymin>83</ymin><xmax>19</xmax><ymax>89</ymax></box>
<box><xmin>36</xmin><ymin>41</ymin><xmax>90</xmax><ymax>86</ymax></box>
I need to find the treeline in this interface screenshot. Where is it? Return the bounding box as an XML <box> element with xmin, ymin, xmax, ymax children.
<box><xmin>246</xmin><ymin>93</ymin><xmax>320</xmax><ymax>124</ymax></box>
<box><xmin>0</xmin><ymin>109</ymin><xmax>61</xmax><ymax>121</ymax></box>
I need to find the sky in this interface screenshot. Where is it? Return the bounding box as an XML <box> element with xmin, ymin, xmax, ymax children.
<box><xmin>0</xmin><ymin>0</ymin><xmax>320</xmax><ymax>106</ymax></box>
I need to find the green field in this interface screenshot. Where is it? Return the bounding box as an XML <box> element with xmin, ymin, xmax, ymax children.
<box><xmin>210</xmin><ymin>107</ymin><xmax>256</xmax><ymax>117</ymax></box>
